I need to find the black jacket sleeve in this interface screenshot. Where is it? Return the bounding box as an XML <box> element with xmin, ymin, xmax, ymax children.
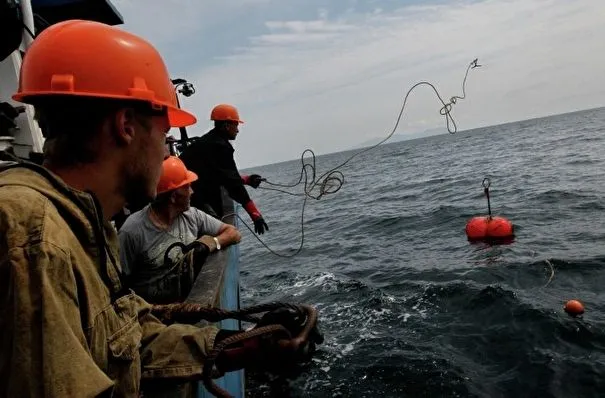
<box><xmin>208</xmin><ymin>143</ymin><xmax>252</xmax><ymax>206</ymax></box>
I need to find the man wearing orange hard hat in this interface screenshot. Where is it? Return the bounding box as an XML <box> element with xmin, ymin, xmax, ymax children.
<box><xmin>119</xmin><ymin>156</ymin><xmax>241</xmax><ymax>304</ymax></box>
<box><xmin>0</xmin><ymin>19</ymin><xmax>317</xmax><ymax>397</ymax></box>
<box><xmin>180</xmin><ymin>103</ymin><xmax>269</xmax><ymax>235</ymax></box>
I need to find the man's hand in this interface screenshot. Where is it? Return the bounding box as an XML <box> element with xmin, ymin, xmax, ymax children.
<box><xmin>257</xmin><ymin>306</ymin><xmax>323</xmax><ymax>366</ymax></box>
<box><xmin>213</xmin><ymin>306</ymin><xmax>323</xmax><ymax>376</ymax></box>
<box><xmin>242</xmin><ymin>174</ymin><xmax>264</xmax><ymax>189</ymax></box>
<box><xmin>247</xmin><ymin>174</ymin><xmax>263</xmax><ymax>189</ymax></box>
<box><xmin>253</xmin><ymin>217</ymin><xmax>268</xmax><ymax>235</ymax></box>
<box><xmin>244</xmin><ymin>200</ymin><xmax>269</xmax><ymax>235</ymax></box>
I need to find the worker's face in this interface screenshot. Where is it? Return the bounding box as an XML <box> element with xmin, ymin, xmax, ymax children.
<box><xmin>225</xmin><ymin>121</ymin><xmax>239</xmax><ymax>140</ymax></box>
<box><xmin>172</xmin><ymin>184</ymin><xmax>193</xmax><ymax>212</ymax></box>
<box><xmin>119</xmin><ymin>109</ymin><xmax>170</xmax><ymax>206</ymax></box>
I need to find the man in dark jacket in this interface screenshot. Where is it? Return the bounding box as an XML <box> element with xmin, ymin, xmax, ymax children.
<box><xmin>179</xmin><ymin>103</ymin><xmax>269</xmax><ymax>234</ymax></box>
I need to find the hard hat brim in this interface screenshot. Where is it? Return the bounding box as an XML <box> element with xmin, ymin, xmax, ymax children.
<box><xmin>211</xmin><ymin>118</ymin><xmax>245</xmax><ymax>124</ymax></box>
<box><xmin>12</xmin><ymin>92</ymin><xmax>197</xmax><ymax>128</ymax></box>
<box><xmin>168</xmin><ymin>106</ymin><xmax>197</xmax><ymax>128</ymax></box>
<box><xmin>184</xmin><ymin>170</ymin><xmax>198</xmax><ymax>185</ymax></box>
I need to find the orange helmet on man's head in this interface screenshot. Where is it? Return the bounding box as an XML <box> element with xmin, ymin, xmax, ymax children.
<box><xmin>13</xmin><ymin>20</ymin><xmax>196</xmax><ymax>128</ymax></box>
<box><xmin>157</xmin><ymin>156</ymin><xmax>198</xmax><ymax>195</ymax></box>
<box><xmin>210</xmin><ymin>104</ymin><xmax>244</xmax><ymax>124</ymax></box>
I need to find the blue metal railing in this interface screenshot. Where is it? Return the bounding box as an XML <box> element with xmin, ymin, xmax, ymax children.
<box><xmin>196</xmin><ymin>202</ymin><xmax>244</xmax><ymax>397</ymax></box>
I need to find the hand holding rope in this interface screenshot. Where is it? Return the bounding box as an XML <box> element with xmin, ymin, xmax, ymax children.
<box><xmin>151</xmin><ymin>302</ymin><xmax>323</xmax><ymax>398</ymax></box>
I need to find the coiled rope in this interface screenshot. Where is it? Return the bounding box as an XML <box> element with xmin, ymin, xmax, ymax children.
<box><xmin>225</xmin><ymin>58</ymin><xmax>483</xmax><ymax>257</ymax></box>
<box><xmin>151</xmin><ymin>301</ymin><xmax>319</xmax><ymax>398</ymax></box>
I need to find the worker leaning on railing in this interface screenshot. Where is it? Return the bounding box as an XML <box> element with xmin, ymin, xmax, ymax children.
<box><xmin>0</xmin><ymin>19</ymin><xmax>320</xmax><ymax>397</ymax></box>
<box><xmin>118</xmin><ymin>156</ymin><xmax>242</xmax><ymax>304</ymax></box>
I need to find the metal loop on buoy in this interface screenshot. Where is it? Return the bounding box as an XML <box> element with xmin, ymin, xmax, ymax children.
<box><xmin>482</xmin><ymin>178</ymin><xmax>491</xmax><ymax>189</ymax></box>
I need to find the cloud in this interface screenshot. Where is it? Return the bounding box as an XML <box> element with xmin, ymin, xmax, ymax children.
<box><xmin>264</xmin><ymin>19</ymin><xmax>355</xmax><ymax>34</ymax></box>
<box><xmin>115</xmin><ymin>0</ymin><xmax>605</xmax><ymax>168</ymax></box>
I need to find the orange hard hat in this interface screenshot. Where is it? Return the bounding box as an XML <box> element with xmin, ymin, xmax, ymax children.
<box><xmin>157</xmin><ymin>156</ymin><xmax>198</xmax><ymax>194</ymax></box>
<box><xmin>12</xmin><ymin>20</ymin><xmax>196</xmax><ymax>128</ymax></box>
<box><xmin>210</xmin><ymin>104</ymin><xmax>244</xmax><ymax>124</ymax></box>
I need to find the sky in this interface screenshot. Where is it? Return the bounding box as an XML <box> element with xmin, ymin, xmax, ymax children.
<box><xmin>112</xmin><ymin>0</ymin><xmax>605</xmax><ymax>168</ymax></box>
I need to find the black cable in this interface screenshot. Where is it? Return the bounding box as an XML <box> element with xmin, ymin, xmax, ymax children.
<box><xmin>21</xmin><ymin>23</ymin><xmax>35</xmax><ymax>40</ymax></box>
<box><xmin>226</xmin><ymin>58</ymin><xmax>482</xmax><ymax>258</ymax></box>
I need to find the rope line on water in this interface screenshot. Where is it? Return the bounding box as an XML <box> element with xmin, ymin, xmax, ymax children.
<box><xmin>543</xmin><ymin>259</ymin><xmax>555</xmax><ymax>288</ymax></box>
<box><xmin>228</xmin><ymin>58</ymin><xmax>483</xmax><ymax>257</ymax></box>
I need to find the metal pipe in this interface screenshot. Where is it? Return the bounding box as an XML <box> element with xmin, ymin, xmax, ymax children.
<box><xmin>175</xmin><ymin>95</ymin><xmax>189</xmax><ymax>142</ymax></box>
<box><xmin>19</xmin><ymin>0</ymin><xmax>35</xmax><ymax>49</ymax></box>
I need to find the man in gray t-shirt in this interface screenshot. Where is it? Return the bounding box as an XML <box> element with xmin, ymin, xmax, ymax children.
<box><xmin>118</xmin><ymin>156</ymin><xmax>241</xmax><ymax>303</ymax></box>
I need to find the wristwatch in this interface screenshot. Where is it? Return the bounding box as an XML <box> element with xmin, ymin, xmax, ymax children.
<box><xmin>213</xmin><ymin>237</ymin><xmax>221</xmax><ymax>250</ymax></box>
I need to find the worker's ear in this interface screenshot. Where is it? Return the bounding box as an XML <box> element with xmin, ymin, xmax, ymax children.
<box><xmin>169</xmin><ymin>191</ymin><xmax>177</xmax><ymax>204</ymax></box>
<box><xmin>111</xmin><ymin>107</ymin><xmax>138</xmax><ymax>146</ymax></box>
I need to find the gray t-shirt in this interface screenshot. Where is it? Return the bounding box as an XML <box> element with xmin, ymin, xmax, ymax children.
<box><xmin>118</xmin><ymin>205</ymin><xmax>223</xmax><ymax>284</ymax></box>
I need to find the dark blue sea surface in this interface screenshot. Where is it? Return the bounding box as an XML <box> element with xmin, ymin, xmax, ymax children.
<box><xmin>239</xmin><ymin>107</ymin><xmax>605</xmax><ymax>397</ymax></box>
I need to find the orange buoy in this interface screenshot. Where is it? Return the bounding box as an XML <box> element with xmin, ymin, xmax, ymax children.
<box><xmin>466</xmin><ymin>215</ymin><xmax>514</xmax><ymax>241</ymax></box>
<box><xmin>465</xmin><ymin>178</ymin><xmax>514</xmax><ymax>242</ymax></box>
<box><xmin>564</xmin><ymin>299</ymin><xmax>585</xmax><ymax>317</ymax></box>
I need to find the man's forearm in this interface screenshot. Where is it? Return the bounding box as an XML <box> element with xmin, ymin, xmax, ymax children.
<box><xmin>217</xmin><ymin>225</ymin><xmax>241</xmax><ymax>247</ymax></box>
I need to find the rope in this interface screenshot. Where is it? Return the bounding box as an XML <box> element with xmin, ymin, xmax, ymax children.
<box><xmin>203</xmin><ymin>324</ymin><xmax>291</xmax><ymax>398</ymax></box>
<box><xmin>150</xmin><ymin>302</ymin><xmax>319</xmax><ymax>398</ymax></box>
<box><xmin>220</xmin><ymin>207</ymin><xmax>307</xmax><ymax>258</ymax></box>
<box><xmin>543</xmin><ymin>259</ymin><xmax>555</xmax><ymax>288</ymax></box>
<box><xmin>150</xmin><ymin>301</ymin><xmax>304</xmax><ymax>324</ymax></box>
<box><xmin>163</xmin><ymin>240</ymin><xmax>207</xmax><ymax>269</ymax></box>
<box><xmin>226</xmin><ymin>58</ymin><xmax>482</xmax><ymax>257</ymax></box>
<box><xmin>483</xmin><ymin>177</ymin><xmax>492</xmax><ymax>218</ymax></box>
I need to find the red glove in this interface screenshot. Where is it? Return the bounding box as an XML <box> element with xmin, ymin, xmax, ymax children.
<box><xmin>241</xmin><ymin>174</ymin><xmax>263</xmax><ymax>188</ymax></box>
<box><xmin>244</xmin><ymin>200</ymin><xmax>268</xmax><ymax>235</ymax></box>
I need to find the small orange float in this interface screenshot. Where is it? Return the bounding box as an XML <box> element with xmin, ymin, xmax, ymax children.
<box><xmin>564</xmin><ymin>299</ymin><xmax>585</xmax><ymax>317</ymax></box>
<box><xmin>465</xmin><ymin>178</ymin><xmax>514</xmax><ymax>243</ymax></box>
